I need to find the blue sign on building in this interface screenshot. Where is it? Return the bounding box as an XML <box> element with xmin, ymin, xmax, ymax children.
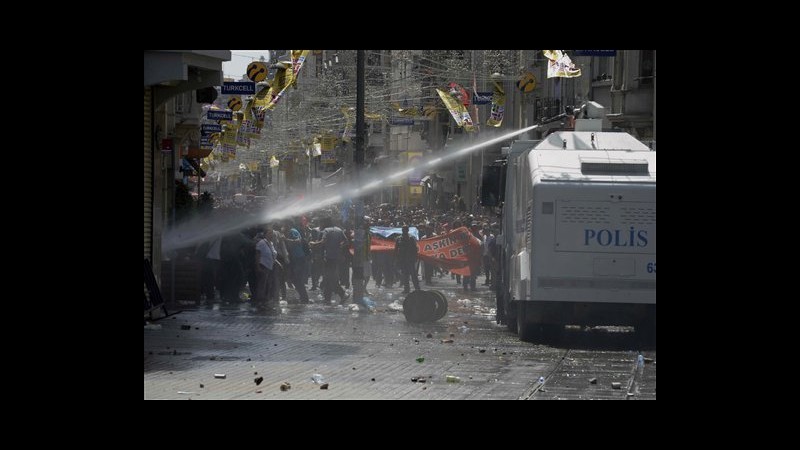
<box><xmin>207</xmin><ymin>110</ymin><xmax>233</xmax><ymax>121</ymax></box>
<box><xmin>473</xmin><ymin>92</ymin><xmax>493</xmax><ymax>105</ymax></box>
<box><xmin>201</xmin><ymin>124</ymin><xmax>222</xmax><ymax>133</ymax></box>
<box><xmin>221</xmin><ymin>82</ymin><xmax>256</xmax><ymax>95</ymax></box>
<box><xmin>390</xmin><ymin>117</ymin><xmax>414</xmax><ymax>125</ymax></box>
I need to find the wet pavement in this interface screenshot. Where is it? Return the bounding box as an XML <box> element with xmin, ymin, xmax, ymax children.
<box><xmin>144</xmin><ymin>276</ymin><xmax>656</xmax><ymax>400</ymax></box>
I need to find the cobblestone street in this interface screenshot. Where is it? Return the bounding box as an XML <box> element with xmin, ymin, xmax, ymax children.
<box><xmin>145</xmin><ymin>277</ymin><xmax>655</xmax><ymax>400</ymax></box>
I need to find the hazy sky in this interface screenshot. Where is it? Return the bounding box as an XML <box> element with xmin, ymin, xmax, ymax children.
<box><xmin>223</xmin><ymin>50</ymin><xmax>271</xmax><ymax>79</ymax></box>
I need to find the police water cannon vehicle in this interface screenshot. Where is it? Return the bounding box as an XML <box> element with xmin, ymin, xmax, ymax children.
<box><xmin>480</xmin><ymin>101</ymin><xmax>656</xmax><ymax>341</ymax></box>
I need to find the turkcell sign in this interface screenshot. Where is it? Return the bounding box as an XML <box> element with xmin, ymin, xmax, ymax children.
<box><xmin>473</xmin><ymin>92</ymin><xmax>493</xmax><ymax>105</ymax></box>
<box><xmin>574</xmin><ymin>50</ymin><xmax>616</xmax><ymax>57</ymax></box>
<box><xmin>201</xmin><ymin>124</ymin><xmax>222</xmax><ymax>133</ymax></box>
<box><xmin>221</xmin><ymin>82</ymin><xmax>255</xmax><ymax>95</ymax></box>
<box><xmin>207</xmin><ymin>110</ymin><xmax>232</xmax><ymax>121</ymax></box>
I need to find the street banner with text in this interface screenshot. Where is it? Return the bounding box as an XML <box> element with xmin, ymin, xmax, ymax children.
<box><xmin>417</xmin><ymin>227</ymin><xmax>482</xmax><ymax>276</ymax></box>
<box><xmin>543</xmin><ymin>50</ymin><xmax>582</xmax><ymax>78</ymax></box>
<box><xmin>436</xmin><ymin>88</ymin><xmax>475</xmax><ymax>132</ymax></box>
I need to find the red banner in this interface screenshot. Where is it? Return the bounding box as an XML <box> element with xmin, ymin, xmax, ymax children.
<box><xmin>370</xmin><ymin>236</ymin><xmax>396</xmax><ymax>252</ymax></box>
<box><xmin>448</xmin><ymin>82</ymin><xmax>471</xmax><ymax>107</ymax></box>
<box><xmin>350</xmin><ymin>235</ymin><xmax>394</xmax><ymax>255</ymax></box>
<box><xmin>362</xmin><ymin>227</ymin><xmax>482</xmax><ymax>276</ymax></box>
<box><xmin>418</xmin><ymin>227</ymin><xmax>482</xmax><ymax>276</ymax></box>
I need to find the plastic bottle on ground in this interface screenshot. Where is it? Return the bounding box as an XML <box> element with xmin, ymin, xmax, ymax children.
<box><xmin>358</xmin><ymin>296</ymin><xmax>376</xmax><ymax>311</ymax></box>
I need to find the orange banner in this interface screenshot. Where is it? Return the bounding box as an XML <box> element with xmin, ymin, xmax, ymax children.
<box><xmin>349</xmin><ymin>235</ymin><xmax>395</xmax><ymax>256</ymax></box>
<box><xmin>418</xmin><ymin>227</ymin><xmax>482</xmax><ymax>276</ymax></box>
<box><xmin>370</xmin><ymin>236</ymin><xmax>396</xmax><ymax>252</ymax></box>
<box><xmin>361</xmin><ymin>227</ymin><xmax>481</xmax><ymax>276</ymax></box>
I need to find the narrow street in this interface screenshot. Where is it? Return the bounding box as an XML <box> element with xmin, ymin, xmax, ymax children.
<box><xmin>145</xmin><ymin>50</ymin><xmax>657</xmax><ymax>401</ymax></box>
<box><xmin>144</xmin><ymin>277</ymin><xmax>655</xmax><ymax>400</ymax></box>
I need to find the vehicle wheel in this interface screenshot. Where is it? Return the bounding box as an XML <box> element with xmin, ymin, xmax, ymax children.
<box><xmin>496</xmin><ymin>291</ymin><xmax>506</xmax><ymax>325</ymax></box>
<box><xmin>540</xmin><ymin>324</ymin><xmax>563</xmax><ymax>341</ymax></box>
<box><xmin>637</xmin><ymin>307</ymin><xmax>656</xmax><ymax>346</ymax></box>
<box><xmin>517</xmin><ymin>303</ymin><xmax>538</xmax><ymax>341</ymax></box>
<box><xmin>505</xmin><ymin>299</ymin><xmax>518</xmax><ymax>333</ymax></box>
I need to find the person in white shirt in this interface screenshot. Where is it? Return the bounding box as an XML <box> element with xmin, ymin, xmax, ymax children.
<box><xmin>254</xmin><ymin>227</ymin><xmax>277</xmax><ymax>305</ymax></box>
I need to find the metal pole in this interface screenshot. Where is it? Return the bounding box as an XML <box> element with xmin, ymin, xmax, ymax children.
<box><xmin>355</xmin><ymin>50</ymin><xmax>365</xmax><ymax>171</ymax></box>
<box><xmin>352</xmin><ymin>49</ymin><xmax>366</xmax><ymax>305</ymax></box>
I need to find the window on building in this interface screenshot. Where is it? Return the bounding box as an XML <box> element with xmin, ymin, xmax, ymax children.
<box><xmin>367</xmin><ymin>50</ymin><xmax>382</xmax><ymax>66</ymax></box>
<box><xmin>175</xmin><ymin>92</ymin><xmax>191</xmax><ymax>113</ymax></box>
<box><xmin>366</xmin><ymin>69</ymin><xmax>384</xmax><ymax>86</ymax></box>
<box><xmin>594</xmin><ymin>57</ymin><xmax>610</xmax><ymax>81</ymax></box>
<box><xmin>640</xmin><ymin>50</ymin><xmax>654</xmax><ymax>85</ymax></box>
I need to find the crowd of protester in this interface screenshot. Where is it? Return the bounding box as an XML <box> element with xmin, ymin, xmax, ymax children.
<box><xmin>182</xmin><ymin>199</ymin><xmax>500</xmax><ymax>309</ymax></box>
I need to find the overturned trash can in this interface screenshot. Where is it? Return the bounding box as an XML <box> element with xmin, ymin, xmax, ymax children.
<box><xmin>403</xmin><ymin>290</ymin><xmax>448</xmax><ymax>323</ymax></box>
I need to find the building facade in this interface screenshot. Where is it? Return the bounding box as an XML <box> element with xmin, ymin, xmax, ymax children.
<box><xmin>144</xmin><ymin>50</ymin><xmax>230</xmax><ymax>281</ymax></box>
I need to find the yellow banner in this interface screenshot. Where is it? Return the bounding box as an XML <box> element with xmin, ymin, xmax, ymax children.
<box><xmin>222</xmin><ymin>127</ymin><xmax>237</xmax><ymax>145</ymax></box>
<box><xmin>436</xmin><ymin>89</ymin><xmax>475</xmax><ymax>131</ymax></box>
<box><xmin>290</xmin><ymin>50</ymin><xmax>310</xmax><ymax>89</ymax></box>
<box><xmin>341</xmin><ymin>107</ymin><xmax>354</xmax><ymax>143</ymax></box>
<box><xmin>265</xmin><ymin>50</ymin><xmax>310</xmax><ymax>109</ymax></box>
<box><xmin>423</xmin><ymin>104</ymin><xmax>439</xmax><ymax>118</ymax></box>
<box><xmin>321</xmin><ymin>133</ymin><xmax>337</xmax><ymax>164</ymax></box>
<box><xmin>264</xmin><ymin>64</ymin><xmax>293</xmax><ymax>110</ymax></box>
<box><xmin>243</xmin><ymin>98</ymin><xmax>255</xmax><ymax>120</ymax></box>
<box><xmin>487</xmin><ymin>81</ymin><xmax>505</xmax><ymax>128</ymax></box>
<box><xmin>321</xmin><ymin>133</ymin><xmax>336</xmax><ymax>151</ymax></box>
<box><xmin>543</xmin><ymin>50</ymin><xmax>582</xmax><ymax>78</ymax></box>
<box><xmin>253</xmin><ymin>83</ymin><xmax>271</xmax><ymax>107</ymax></box>
<box><xmin>391</xmin><ymin>102</ymin><xmax>420</xmax><ymax>117</ymax></box>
